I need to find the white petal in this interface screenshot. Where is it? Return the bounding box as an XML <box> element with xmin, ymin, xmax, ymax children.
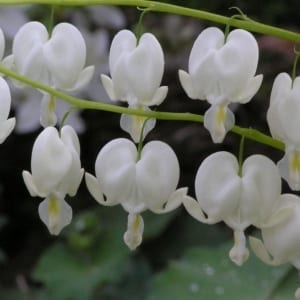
<box><xmin>204</xmin><ymin>104</ymin><xmax>235</xmax><ymax>143</ymax></box>
<box><xmin>178</xmin><ymin>70</ymin><xmax>198</xmax><ymax>99</ymax></box>
<box><xmin>0</xmin><ymin>118</ymin><xmax>15</xmax><ymax>143</ymax></box>
<box><xmin>44</xmin><ymin>23</ymin><xmax>87</xmax><ymax>89</ymax></box>
<box><xmin>267</xmin><ymin>73</ymin><xmax>292</xmax><ymax>141</ymax></box>
<box><xmin>195</xmin><ymin>151</ymin><xmax>241</xmax><ymax>222</ymax></box>
<box><xmin>13</xmin><ymin>21</ymin><xmax>49</xmax><ymax>85</ymax></box>
<box><xmin>136</xmin><ymin>141</ymin><xmax>180</xmax><ymax>211</ymax></box>
<box><xmin>109</xmin><ymin>29</ymin><xmax>136</xmax><ymax>73</ymax></box>
<box><xmin>249</xmin><ymin>236</ymin><xmax>282</xmax><ymax>266</ymax></box>
<box><xmin>145</xmin><ymin>86</ymin><xmax>168</xmax><ymax>106</ymax></box>
<box><xmin>31</xmin><ymin>126</ymin><xmax>72</xmax><ymax>195</ymax></box>
<box><xmin>95</xmin><ymin>138</ymin><xmax>137</xmax><ymax>208</ymax></box>
<box><xmin>38</xmin><ymin>195</ymin><xmax>72</xmax><ymax>235</ymax></box>
<box><xmin>22</xmin><ymin>170</ymin><xmax>40</xmax><ymax>197</ymax></box>
<box><xmin>236</xmin><ymin>74</ymin><xmax>263</xmax><ymax>104</ymax></box>
<box><xmin>183</xmin><ymin>195</ymin><xmax>214</xmax><ymax>223</ymax></box>
<box><xmin>65</xmin><ymin>65</ymin><xmax>95</xmax><ymax>93</ymax></box>
<box><xmin>120</xmin><ymin>110</ymin><xmax>156</xmax><ymax>143</ymax></box>
<box><xmin>229</xmin><ymin>229</ymin><xmax>249</xmax><ymax>266</ymax></box>
<box><xmin>85</xmin><ymin>172</ymin><xmax>107</xmax><ymax>205</ymax></box>
<box><xmin>100</xmin><ymin>74</ymin><xmax>118</xmax><ymax>101</ymax></box>
<box><xmin>126</xmin><ymin>33</ymin><xmax>165</xmax><ymax>104</ymax></box>
<box><xmin>238</xmin><ymin>154</ymin><xmax>282</xmax><ymax>228</ymax></box>
<box><xmin>123</xmin><ymin>213</ymin><xmax>144</xmax><ymax>250</ymax></box>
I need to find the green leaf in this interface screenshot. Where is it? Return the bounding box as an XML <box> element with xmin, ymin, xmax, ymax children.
<box><xmin>148</xmin><ymin>243</ymin><xmax>298</xmax><ymax>300</ymax></box>
<box><xmin>33</xmin><ymin>207</ymin><xmax>131</xmax><ymax>300</ymax></box>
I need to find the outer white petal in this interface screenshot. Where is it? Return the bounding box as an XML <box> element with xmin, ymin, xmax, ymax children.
<box><xmin>95</xmin><ymin>138</ymin><xmax>137</xmax><ymax>208</ymax></box>
<box><xmin>22</xmin><ymin>170</ymin><xmax>40</xmax><ymax>197</ymax></box>
<box><xmin>65</xmin><ymin>65</ymin><xmax>95</xmax><ymax>93</ymax></box>
<box><xmin>126</xmin><ymin>33</ymin><xmax>165</xmax><ymax>105</ymax></box>
<box><xmin>145</xmin><ymin>86</ymin><xmax>168</xmax><ymax>107</ymax></box>
<box><xmin>188</xmin><ymin>27</ymin><xmax>224</xmax><ymax>75</ymax></box>
<box><xmin>44</xmin><ymin>23</ymin><xmax>87</xmax><ymax>89</ymax></box>
<box><xmin>13</xmin><ymin>21</ymin><xmax>49</xmax><ymax>85</ymax></box>
<box><xmin>235</xmin><ymin>74</ymin><xmax>263</xmax><ymax>104</ymax></box>
<box><xmin>38</xmin><ymin>195</ymin><xmax>72</xmax><ymax>235</ymax></box>
<box><xmin>109</xmin><ymin>29</ymin><xmax>136</xmax><ymax>73</ymax></box>
<box><xmin>213</xmin><ymin>29</ymin><xmax>259</xmax><ymax>102</ymax></box>
<box><xmin>277</xmin><ymin>78</ymin><xmax>300</xmax><ymax>145</ymax></box>
<box><xmin>31</xmin><ymin>127</ymin><xmax>72</xmax><ymax>195</ymax></box>
<box><xmin>267</xmin><ymin>73</ymin><xmax>291</xmax><ymax>141</ymax></box>
<box><xmin>60</xmin><ymin>125</ymin><xmax>83</xmax><ymax>196</ymax></box>
<box><xmin>178</xmin><ymin>69</ymin><xmax>198</xmax><ymax>99</ymax></box>
<box><xmin>195</xmin><ymin>151</ymin><xmax>241</xmax><ymax>222</ymax></box>
<box><xmin>235</xmin><ymin>155</ymin><xmax>282</xmax><ymax>228</ymax></box>
<box><xmin>100</xmin><ymin>74</ymin><xmax>118</xmax><ymax>101</ymax></box>
<box><xmin>136</xmin><ymin>141</ymin><xmax>180</xmax><ymax>211</ymax></box>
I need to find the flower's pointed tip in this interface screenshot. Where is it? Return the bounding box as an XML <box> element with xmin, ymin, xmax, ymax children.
<box><xmin>66</xmin><ymin>65</ymin><xmax>95</xmax><ymax>92</ymax></box>
<box><xmin>123</xmin><ymin>213</ymin><xmax>144</xmax><ymax>251</ymax></box>
<box><xmin>249</xmin><ymin>236</ymin><xmax>281</xmax><ymax>266</ymax></box>
<box><xmin>148</xmin><ymin>86</ymin><xmax>168</xmax><ymax>106</ymax></box>
<box><xmin>85</xmin><ymin>172</ymin><xmax>105</xmax><ymax>204</ymax></box>
<box><xmin>100</xmin><ymin>74</ymin><xmax>118</xmax><ymax>101</ymax></box>
<box><xmin>178</xmin><ymin>69</ymin><xmax>197</xmax><ymax>99</ymax></box>
<box><xmin>22</xmin><ymin>170</ymin><xmax>41</xmax><ymax>197</ymax></box>
<box><xmin>229</xmin><ymin>243</ymin><xmax>249</xmax><ymax>266</ymax></box>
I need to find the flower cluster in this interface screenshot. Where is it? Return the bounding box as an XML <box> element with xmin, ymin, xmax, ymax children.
<box><xmin>1</xmin><ymin>12</ymin><xmax>300</xmax><ymax>299</ymax></box>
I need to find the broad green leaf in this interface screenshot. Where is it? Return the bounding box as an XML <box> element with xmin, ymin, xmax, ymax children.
<box><xmin>148</xmin><ymin>243</ymin><xmax>297</xmax><ymax>300</ymax></box>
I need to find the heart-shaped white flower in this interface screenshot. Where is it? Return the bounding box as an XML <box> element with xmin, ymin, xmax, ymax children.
<box><xmin>85</xmin><ymin>138</ymin><xmax>189</xmax><ymax>249</ymax></box>
<box><xmin>184</xmin><ymin>151</ymin><xmax>289</xmax><ymax>265</ymax></box>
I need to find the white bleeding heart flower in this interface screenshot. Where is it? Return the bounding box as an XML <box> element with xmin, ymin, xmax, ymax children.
<box><xmin>85</xmin><ymin>138</ymin><xmax>189</xmax><ymax>250</ymax></box>
<box><xmin>22</xmin><ymin>125</ymin><xmax>84</xmax><ymax>235</ymax></box>
<box><xmin>179</xmin><ymin>27</ymin><xmax>263</xmax><ymax>143</ymax></box>
<box><xmin>101</xmin><ymin>29</ymin><xmax>168</xmax><ymax>142</ymax></box>
<box><xmin>183</xmin><ymin>151</ymin><xmax>290</xmax><ymax>266</ymax></box>
<box><xmin>249</xmin><ymin>194</ymin><xmax>300</xmax><ymax>299</ymax></box>
<box><xmin>267</xmin><ymin>72</ymin><xmax>300</xmax><ymax>190</ymax></box>
<box><xmin>12</xmin><ymin>21</ymin><xmax>94</xmax><ymax>127</ymax></box>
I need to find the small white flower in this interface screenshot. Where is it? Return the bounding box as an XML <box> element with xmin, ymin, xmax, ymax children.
<box><xmin>184</xmin><ymin>152</ymin><xmax>290</xmax><ymax>265</ymax></box>
<box><xmin>12</xmin><ymin>21</ymin><xmax>94</xmax><ymax>127</ymax></box>
<box><xmin>22</xmin><ymin>125</ymin><xmax>84</xmax><ymax>234</ymax></box>
<box><xmin>85</xmin><ymin>138</ymin><xmax>188</xmax><ymax>249</ymax></box>
<box><xmin>267</xmin><ymin>72</ymin><xmax>300</xmax><ymax>190</ymax></box>
<box><xmin>179</xmin><ymin>27</ymin><xmax>263</xmax><ymax>143</ymax></box>
<box><xmin>101</xmin><ymin>30</ymin><xmax>168</xmax><ymax>141</ymax></box>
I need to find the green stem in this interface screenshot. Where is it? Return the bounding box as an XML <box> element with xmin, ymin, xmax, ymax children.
<box><xmin>0</xmin><ymin>65</ymin><xmax>284</xmax><ymax>151</ymax></box>
<box><xmin>238</xmin><ymin>135</ymin><xmax>245</xmax><ymax>176</ymax></box>
<box><xmin>1</xmin><ymin>0</ymin><xmax>300</xmax><ymax>42</ymax></box>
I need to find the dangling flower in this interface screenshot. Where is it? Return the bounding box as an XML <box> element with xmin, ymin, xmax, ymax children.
<box><xmin>183</xmin><ymin>151</ymin><xmax>290</xmax><ymax>266</ymax></box>
<box><xmin>12</xmin><ymin>21</ymin><xmax>94</xmax><ymax>127</ymax></box>
<box><xmin>179</xmin><ymin>27</ymin><xmax>263</xmax><ymax>143</ymax></box>
<box><xmin>249</xmin><ymin>194</ymin><xmax>300</xmax><ymax>299</ymax></box>
<box><xmin>22</xmin><ymin>125</ymin><xmax>84</xmax><ymax>235</ymax></box>
<box><xmin>85</xmin><ymin>138</ymin><xmax>188</xmax><ymax>250</ymax></box>
<box><xmin>267</xmin><ymin>72</ymin><xmax>300</xmax><ymax>190</ymax></box>
<box><xmin>101</xmin><ymin>29</ymin><xmax>168</xmax><ymax>142</ymax></box>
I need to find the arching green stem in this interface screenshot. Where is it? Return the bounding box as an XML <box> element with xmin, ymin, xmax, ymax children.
<box><xmin>0</xmin><ymin>65</ymin><xmax>284</xmax><ymax>151</ymax></box>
